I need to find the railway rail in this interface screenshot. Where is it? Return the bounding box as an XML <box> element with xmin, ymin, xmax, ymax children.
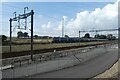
<box><xmin>2</xmin><ymin>42</ymin><xmax>111</xmax><ymax>59</ymax></box>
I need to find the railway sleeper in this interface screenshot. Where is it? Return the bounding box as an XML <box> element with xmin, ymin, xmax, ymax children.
<box><xmin>2</xmin><ymin>59</ymin><xmax>12</xmax><ymax>66</ymax></box>
<box><xmin>15</xmin><ymin>56</ymin><xmax>31</xmax><ymax>66</ymax></box>
<box><xmin>41</xmin><ymin>55</ymin><xmax>46</xmax><ymax>61</ymax></box>
<box><xmin>44</xmin><ymin>55</ymin><xmax>50</xmax><ymax>61</ymax></box>
<box><xmin>38</xmin><ymin>55</ymin><xmax>42</xmax><ymax>62</ymax></box>
<box><xmin>32</xmin><ymin>55</ymin><xmax>40</xmax><ymax>63</ymax></box>
<box><xmin>59</xmin><ymin>53</ymin><xmax>64</xmax><ymax>57</ymax></box>
<box><xmin>50</xmin><ymin>53</ymin><xmax>56</xmax><ymax>59</ymax></box>
<box><xmin>49</xmin><ymin>54</ymin><xmax>54</xmax><ymax>60</ymax></box>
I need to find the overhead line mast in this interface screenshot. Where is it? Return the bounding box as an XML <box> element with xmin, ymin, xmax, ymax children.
<box><xmin>62</xmin><ymin>17</ymin><xmax>64</xmax><ymax>37</ymax></box>
<box><xmin>9</xmin><ymin>7</ymin><xmax>34</xmax><ymax>60</ymax></box>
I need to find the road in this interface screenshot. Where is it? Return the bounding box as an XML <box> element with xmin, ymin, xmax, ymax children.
<box><xmin>27</xmin><ymin>45</ymin><xmax>118</xmax><ymax>78</ymax></box>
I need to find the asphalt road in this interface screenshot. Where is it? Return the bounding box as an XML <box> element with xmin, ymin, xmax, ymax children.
<box><xmin>28</xmin><ymin>45</ymin><xmax>118</xmax><ymax>78</ymax></box>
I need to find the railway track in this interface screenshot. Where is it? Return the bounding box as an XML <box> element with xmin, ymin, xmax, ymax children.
<box><xmin>2</xmin><ymin>42</ymin><xmax>111</xmax><ymax>59</ymax></box>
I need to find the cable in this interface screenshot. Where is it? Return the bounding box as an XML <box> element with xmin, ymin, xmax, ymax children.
<box><xmin>0</xmin><ymin>14</ymin><xmax>12</xmax><ymax>17</ymax></box>
<box><xmin>12</xmin><ymin>24</ymin><xmax>18</xmax><ymax>33</ymax></box>
<box><xmin>2</xmin><ymin>3</ymin><xmax>23</xmax><ymax>10</ymax></box>
<box><xmin>35</xmin><ymin>12</ymin><xmax>61</xmax><ymax>21</ymax></box>
<box><xmin>2</xmin><ymin>3</ymin><xmax>73</xmax><ymax>21</ymax></box>
<box><xmin>0</xmin><ymin>21</ymin><xmax>8</xmax><ymax>23</ymax></box>
<box><xmin>2</xmin><ymin>3</ymin><xmax>118</xmax><ymax>37</ymax></box>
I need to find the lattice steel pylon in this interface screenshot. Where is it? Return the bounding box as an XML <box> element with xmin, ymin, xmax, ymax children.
<box><xmin>9</xmin><ymin>7</ymin><xmax>34</xmax><ymax>60</ymax></box>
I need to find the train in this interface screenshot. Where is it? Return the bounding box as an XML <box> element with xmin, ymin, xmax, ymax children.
<box><xmin>52</xmin><ymin>37</ymin><xmax>108</xmax><ymax>43</ymax></box>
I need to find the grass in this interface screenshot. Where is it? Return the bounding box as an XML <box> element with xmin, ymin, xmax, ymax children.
<box><xmin>12</xmin><ymin>38</ymin><xmax>53</xmax><ymax>44</ymax></box>
<box><xmin>3</xmin><ymin>37</ymin><xmax>117</xmax><ymax>53</ymax></box>
<box><xmin>2</xmin><ymin>41</ymin><xmax>107</xmax><ymax>53</ymax></box>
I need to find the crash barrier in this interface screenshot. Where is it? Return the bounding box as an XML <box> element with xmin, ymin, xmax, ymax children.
<box><xmin>2</xmin><ymin>44</ymin><xmax>113</xmax><ymax>78</ymax></box>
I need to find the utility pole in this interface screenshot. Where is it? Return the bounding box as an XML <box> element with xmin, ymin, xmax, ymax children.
<box><xmin>118</xmin><ymin>28</ymin><xmax>120</xmax><ymax>53</ymax></box>
<box><xmin>31</xmin><ymin>10</ymin><xmax>34</xmax><ymax>60</ymax></box>
<box><xmin>95</xmin><ymin>30</ymin><xmax>98</xmax><ymax>35</ymax></box>
<box><xmin>79</xmin><ymin>31</ymin><xmax>80</xmax><ymax>46</ymax></box>
<box><xmin>62</xmin><ymin>18</ymin><xmax>64</xmax><ymax>37</ymax></box>
<box><xmin>9</xmin><ymin>18</ymin><xmax>12</xmax><ymax>54</ymax></box>
<box><xmin>95</xmin><ymin>30</ymin><xmax>98</xmax><ymax>39</ymax></box>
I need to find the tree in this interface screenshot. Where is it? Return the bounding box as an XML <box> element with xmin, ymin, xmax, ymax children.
<box><xmin>94</xmin><ymin>34</ymin><xmax>107</xmax><ymax>39</ymax></box>
<box><xmin>84</xmin><ymin>33</ymin><xmax>90</xmax><ymax>38</ymax></box>
<box><xmin>94</xmin><ymin>34</ymin><xmax>100</xmax><ymax>38</ymax></box>
<box><xmin>23</xmin><ymin>32</ymin><xmax>29</xmax><ymax>38</ymax></box>
<box><xmin>0</xmin><ymin>35</ymin><xmax>7</xmax><ymax>42</ymax></box>
<box><xmin>107</xmin><ymin>34</ymin><xmax>113</xmax><ymax>40</ymax></box>
<box><xmin>65</xmin><ymin>35</ymin><xmax>69</xmax><ymax>38</ymax></box>
<box><xmin>17</xmin><ymin>31</ymin><xmax>23</xmax><ymax>38</ymax></box>
<box><xmin>112</xmin><ymin>36</ymin><xmax>116</xmax><ymax>40</ymax></box>
<box><xmin>34</xmin><ymin>35</ymin><xmax>39</xmax><ymax>39</ymax></box>
<box><xmin>107</xmin><ymin>34</ymin><xmax>116</xmax><ymax>40</ymax></box>
<box><xmin>99</xmin><ymin>35</ymin><xmax>107</xmax><ymax>39</ymax></box>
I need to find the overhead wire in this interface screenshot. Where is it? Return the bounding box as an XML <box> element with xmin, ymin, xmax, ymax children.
<box><xmin>2</xmin><ymin>3</ymin><xmax>118</xmax><ymax>37</ymax></box>
<box><xmin>2</xmin><ymin>3</ymin><xmax>23</xmax><ymax>9</ymax></box>
<box><xmin>2</xmin><ymin>2</ymin><xmax>70</xmax><ymax>22</ymax></box>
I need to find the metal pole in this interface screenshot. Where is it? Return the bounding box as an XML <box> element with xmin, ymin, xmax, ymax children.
<box><xmin>9</xmin><ymin>18</ymin><xmax>12</xmax><ymax>54</ymax></box>
<box><xmin>95</xmin><ymin>30</ymin><xmax>97</xmax><ymax>37</ymax></box>
<box><xmin>79</xmin><ymin>31</ymin><xmax>80</xmax><ymax>46</ymax></box>
<box><xmin>118</xmin><ymin>28</ymin><xmax>120</xmax><ymax>58</ymax></box>
<box><xmin>62</xmin><ymin>18</ymin><xmax>64</xmax><ymax>37</ymax></box>
<box><xmin>31</xmin><ymin>10</ymin><xmax>34</xmax><ymax>60</ymax></box>
<box><xmin>95</xmin><ymin>30</ymin><xmax>98</xmax><ymax>42</ymax></box>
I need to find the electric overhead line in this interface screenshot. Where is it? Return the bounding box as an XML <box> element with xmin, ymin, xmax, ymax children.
<box><xmin>35</xmin><ymin>12</ymin><xmax>61</xmax><ymax>21</ymax></box>
<box><xmin>0</xmin><ymin>21</ymin><xmax>8</xmax><ymax>23</ymax></box>
<box><xmin>78</xmin><ymin>28</ymin><xmax>119</xmax><ymax>38</ymax></box>
<box><xmin>2</xmin><ymin>9</ymin><xmax>61</xmax><ymax>34</ymax></box>
<box><xmin>2</xmin><ymin>3</ymin><xmax>58</xmax><ymax>20</ymax></box>
<box><xmin>4</xmin><ymin>3</ymin><xmax>119</xmax><ymax>37</ymax></box>
<box><xmin>0</xmin><ymin>14</ymin><xmax>12</xmax><ymax>17</ymax></box>
<box><xmin>2</xmin><ymin>3</ymin><xmax>70</xmax><ymax>22</ymax></box>
<box><xmin>2</xmin><ymin>2</ymin><xmax>76</xmax><ymax>19</ymax></box>
<box><xmin>2</xmin><ymin>3</ymin><xmax>23</xmax><ymax>9</ymax></box>
<box><xmin>79</xmin><ymin>29</ymin><xmax>118</xmax><ymax>33</ymax></box>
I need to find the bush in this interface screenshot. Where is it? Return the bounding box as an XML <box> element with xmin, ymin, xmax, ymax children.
<box><xmin>0</xmin><ymin>35</ymin><xmax>7</xmax><ymax>42</ymax></box>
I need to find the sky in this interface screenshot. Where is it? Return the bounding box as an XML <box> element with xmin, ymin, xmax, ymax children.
<box><xmin>0</xmin><ymin>0</ymin><xmax>119</xmax><ymax>37</ymax></box>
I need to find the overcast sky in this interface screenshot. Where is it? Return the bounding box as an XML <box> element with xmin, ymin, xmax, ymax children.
<box><xmin>0</xmin><ymin>0</ymin><xmax>119</xmax><ymax>37</ymax></box>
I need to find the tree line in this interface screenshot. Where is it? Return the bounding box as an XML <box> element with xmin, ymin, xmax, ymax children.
<box><xmin>17</xmin><ymin>31</ymin><xmax>29</xmax><ymax>38</ymax></box>
<box><xmin>83</xmin><ymin>33</ymin><xmax>116</xmax><ymax>40</ymax></box>
<box><xmin>64</xmin><ymin>33</ymin><xmax>116</xmax><ymax>40</ymax></box>
<box><xmin>0</xmin><ymin>32</ymin><xmax>117</xmax><ymax>43</ymax></box>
